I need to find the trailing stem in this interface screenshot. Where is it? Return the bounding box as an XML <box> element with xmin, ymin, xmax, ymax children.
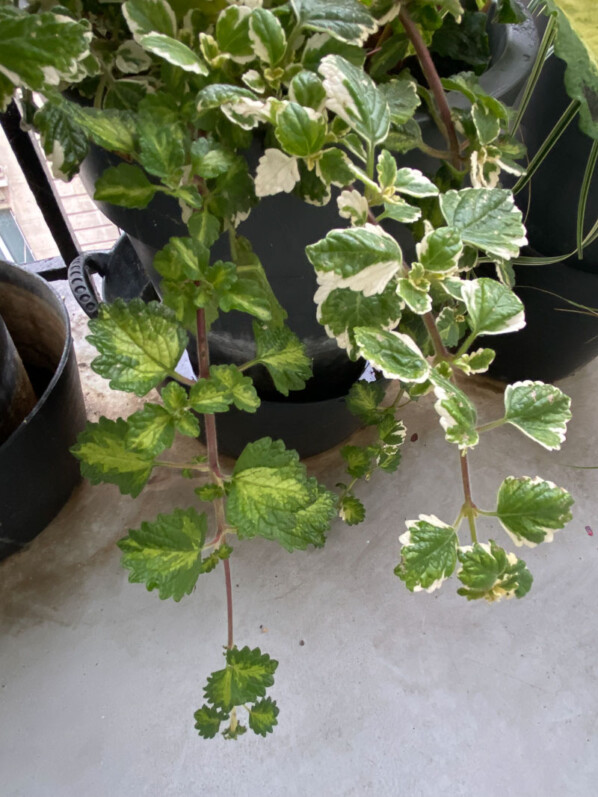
<box><xmin>398</xmin><ymin>7</ymin><xmax>461</xmax><ymax>170</ymax></box>
<box><xmin>195</xmin><ymin>307</ymin><xmax>234</xmax><ymax>652</ymax></box>
<box><xmin>459</xmin><ymin>452</ymin><xmax>478</xmax><ymax>543</ymax></box>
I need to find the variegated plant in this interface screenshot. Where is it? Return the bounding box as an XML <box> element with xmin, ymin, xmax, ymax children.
<box><xmin>1</xmin><ymin>0</ymin><xmax>588</xmax><ymax>739</ymax></box>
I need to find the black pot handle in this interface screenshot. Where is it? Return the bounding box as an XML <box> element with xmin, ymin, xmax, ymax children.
<box><xmin>67</xmin><ymin>252</ymin><xmax>110</xmax><ymax>318</ymax></box>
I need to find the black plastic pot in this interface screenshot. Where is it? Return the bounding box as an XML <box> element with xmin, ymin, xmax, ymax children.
<box><xmin>485</xmin><ymin>52</ymin><xmax>598</xmax><ymax>383</ymax></box>
<box><xmin>0</xmin><ymin>262</ymin><xmax>87</xmax><ymax>559</ymax></box>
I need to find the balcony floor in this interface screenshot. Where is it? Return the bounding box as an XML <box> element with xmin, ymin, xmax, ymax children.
<box><xmin>1</xmin><ymin>284</ymin><xmax>597</xmax><ymax>797</ymax></box>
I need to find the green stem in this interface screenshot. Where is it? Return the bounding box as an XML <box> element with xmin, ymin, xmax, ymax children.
<box><xmin>366</xmin><ymin>142</ymin><xmax>376</xmax><ymax>181</ymax></box>
<box><xmin>167</xmin><ymin>370</ymin><xmax>195</xmax><ymax>387</ymax></box>
<box><xmin>399</xmin><ymin>8</ymin><xmax>461</xmax><ymax>170</ymax></box>
<box><xmin>155</xmin><ymin>459</ymin><xmax>211</xmax><ymax>472</ymax></box>
<box><xmin>238</xmin><ymin>358</ymin><xmax>258</xmax><ymax>372</ymax></box>
<box><xmin>226</xmin><ymin>221</ymin><xmax>240</xmax><ymax>262</ymax></box>
<box><xmin>455</xmin><ymin>332</ymin><xmax>476</xmax><ymax>358</ymax></box>
<box><xmin>476</xmin><ymin>417</ymin><xmax>506</xmax><ymax>434</ymax></box>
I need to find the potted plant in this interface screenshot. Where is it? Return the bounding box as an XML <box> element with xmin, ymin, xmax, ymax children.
<box><xmin>0</xmin><ymin>0</ymin><xmax>582</xmax><ymax>739</ymax></box>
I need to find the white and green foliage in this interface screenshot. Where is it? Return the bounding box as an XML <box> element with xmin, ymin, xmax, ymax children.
<box><xmin>456</xmin><ymin>541</ymin><xmax>533</xmax><ymax>602</ymax></box>
<box><xmin>7</xmin><ymin>0</ymin><xmax>582</xmax><ymax>740</ymax></box>
<box><xmin>395</xmin><ymin>516</ymin><xmax>459</xmax><ymax>593</ymax></box>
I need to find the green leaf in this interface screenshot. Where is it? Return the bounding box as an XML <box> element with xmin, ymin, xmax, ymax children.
<box><xmin>275</xmin><ymin>102</ymin><xmax>326</xmax><ymax>157</ymax></box>
<box><xmin>318</xmin><ymin>283</ymin><xmax>403</xmax><ymax>357</ymax></box>
<box><xmin>432</xmin><ymin>11</ymin><xmax>490</xmax><ymax>72</ymax></box>
<box><xmin>543</xmin><ymin>0</ymin><xmax>598</xmax><ymax>139</ymax></box>
<box><xmin>461</xmin><ymin>277</ymin><xmax>525</xmax><ymax>337</ymax></box>
<box><xmin>457</xmin><ymin>541</ymin><xmax>532</xmax><ymax>602</ymax></box>
<box><xmin>252</xmin><ymin>323</ymin><xmax>312</xmax><ymax>396</ymax></box>
<box><xmin>153</xmin><ymin>238</ymin><xmax>210</xmax><ymax>282</ymax></box>
<box><xmin>249</xmin><ymin>8</ymin><xmax>286</xmax><ymax>66</ymax></box>
<box><xmin>226</xmin><ymin>438</ymin><xmax>334</xmax><ymax>551</ymax></box>
<box><xmin>292</xmin><ymin>484</ymin><xmax>338</xmax><ymax>547</ymax></box>
<box><xmin>430</xmin><ymin>370</ymin><xmax>478</xmax><ymax>449</ymax></box>
<box><xmin>416</xmin><ymin>227</ymin><xmax>463</xmax><ymax>274</ymax></box>
<box><xmin>104</xmin><ymin>79</ymin><xmax>148</xmax><ymax>112</ymax></box>
<box><xmin>291</xmin><ymin>0</ymin><xmax>377</xmax><ymax>45</ymax></box>
<box><xmin>471</xmin><ymin>102</ymin><xmax>501</xmax><ymax>146</ymax></box>
<box><xmin>378</xmin><ymin>77</ymin><xmax>420</xmax><ymax>125</ymax></box>
<box><xmin>0</xmin><ymin>8</ymin><xmax>91</xmax><ymax>95</ymax></box>
<box><xmin>394</xmin><ymin>168</ymin><xmax>439</xmax><ymax>198</ymax></box>
<box><xmin>87</xmin><ymin>299</ymin><xmax>187</xmax><ymax>396</ymax></box>
<box><xmin>339</xmin><ymin>494</ymin><xmax>366</xmax><ymax>525</ymax></box>
<box><xmin>453</xmin><ymin>347</ymin><xmax>495</xmax><ymax>374</ymax></box>
<box><xmin>118</xmin><ymin>508</ymin><xmax>211</xmax><ymax>601</ymax></box>
<box><xmin>34</xmin><ymin>100</ymin><xmax>88</xmax><ymax>180</ymax></box>
<box><xmin>395</xmin><ymin>515</ymin><xmax>458</xmax><ymax>592</ymax></box>
<box><xmin>218</xmin><ymin>238</ymin><xmax>284</xmax><ymax>324</ymax></box>
<box><xmin>302</xmin><ymin>35</ymin><xmax>365</xmax><ymax>73</ymax></box>
<box><xmin>341</xmin><ymin>445</ymin><xmax>372</xmax><ymax>478</ymax></box>
<box><xmin>382</xmin><ymin>199</ymin><xmax>421</xmax><ymax>223</ymax></box>
<box><xmin>439</xmin><ymin>188</ymin><xmax>527</xmax><ymax>260</ymax></box>
<box><xmin>138</xmin><ymin>32</ymin><xmax>207</xmax><ymax>74</ymax></box>
<box><xmin>194</xmin><ymin>705</ymin><xmax>228</xmax><ymax>739</ymax></box>
<box><xmin>248</xmin><ymin>697</ymin><xmax>279</xmax><ymax>737</ymax></box>
<box><xmin>346</xmin><ymin>380</ymin><xmax>386</xmax><ymax>424</ymax></box>
<box><xmin>191</xmin><ymin>138</ymin><xmax>236</xmax><ymax>179</ymax></box>
<box><xmin>138</xmin><ymin>114</ymin><xmax>187</xmax><ymax>182</ymax></box>
<box><xmin>196</xmin><ymin>483</ymin><xmax>226</xmax><ymax>502</ymax></box>
<box><xmin>377</xmin><ymin>150</ymin><xmax>397</xmax><ymax>190</ymax></box>
<box><xmin>436</xmin><ymin>306</ymin><xmax>463</xmax><ymax>347</ymax></box>
<box><xmin>210</xmin><ymin>364</ymin><xmax>260</xmax><ymax>413</ymax></box>
<box><xmin>71</xmin><ymin>417</ymin><xmax>155</xmax><ymax>497</ymax></box>
<box><xmin>188</xmin><ymin>210</ymin><xmax>221</xmax><ymax>248</ymax></box>
<box><xmin>290</xmin><ymin>70</ymin><xmax>327</xmax><ymax>110</ymax></box>
<box><xmin>216</xmin><ymin>5</ymin><xmax>253</xmax><ymax>61</ymax></box>
<box><xmin>496</xmin><ymin>476</ymin><xmax>574</xmax><ymax>547</ymax></box>
<box><xmin>126</xmin><ymin>403</ymin><xmax>175</xmax><ymax>455</ymax></box>
<box><xmin>354</xmin><ymin>327</ymin><xmax>430</xmax><ymax>383</ymax></box>
<box><xmin>94</xmin><ymin>164</ymin><xmax>157</xmax><ymax>209</ymax></box>
<box><xmin>319</xmin><ymin>55</ymin><xmax>390</xmax><ymax>147</ymax></box>
<box><xmin>154</xmin><ymin>236</ymin><xmax>209</xmax><ymax>281</ymax></box>
<box><xmin>196</xmin><ymin>83</ymin><xmax>258</xmax><ymax>111</ymax></box>
<box><xmin>306</xmin><ymin>224</ymin><xmax>401</xmax><ymax>278</ymax></box>
<box><xmin>187</xmin><ymin>380</ymin><xmax>226</xmax><ymax>415</ymax></box>
<box><xmin>115</xmin><ymin>40</ymin><xmax>153</xmax><ymax>73</ymax></box>
<box><xmin>123</xmin><ymin>0</ymin><xmax>176</xmax><ymax>39</ymax></box>
<box><xmin>503</xmin><ymin>381</ymin><xmax>572</xmax><ymax>450</ymax></box>
<box><xmin>204</xmin><ymin>646</ymin><xmax>278</xmax><ymax>712</ymax></box>
<box><xmin>495</xmin><ymin>0</ymin><xmax>526</xmax><ymax>24</ymax></box>
<box><xmin>396</xmin><ymin>278</ymin><xmax>432</xmax><ymax>315</ymax></box>
<box><xmin>58</xmin><ymin>104</ymin><xmax>136</xmax><ymax>156</ymax></box>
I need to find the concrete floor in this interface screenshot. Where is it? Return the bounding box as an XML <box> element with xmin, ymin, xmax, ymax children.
<box><xmin>1</xmin><ymin>286</ymin><xmax>597</xmax><ymax>796</ymax></box>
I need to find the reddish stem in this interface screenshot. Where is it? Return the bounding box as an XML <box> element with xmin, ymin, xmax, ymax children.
<box><xmin>196</xmin><ymin>307</ymin><xmax>233</xmax><ymax>648</ymax></box>
<box><xmin>196</xmin><ymin>307</ymin><xmax>223</xmax><ymax>480</ymax></box>
<box><xmin>423</xmin><ymin>312</ymin><xmax>451</xmax><ymax>361</ymax></box>
<box><xmin>459</xmin><ymin>451</ymin><xmax>478</xmax><ymax>543</ymax></box>
<box><xmin>398</xmin><ymin>7</ymin><xmax>461</xmax><ymax>170</ymax></box>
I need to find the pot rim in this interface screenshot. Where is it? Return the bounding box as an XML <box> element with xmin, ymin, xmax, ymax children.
<box><xmin>0</xmin><ymin>260</ymin><xmax>73</xmax><ymax>450</ymax></box>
